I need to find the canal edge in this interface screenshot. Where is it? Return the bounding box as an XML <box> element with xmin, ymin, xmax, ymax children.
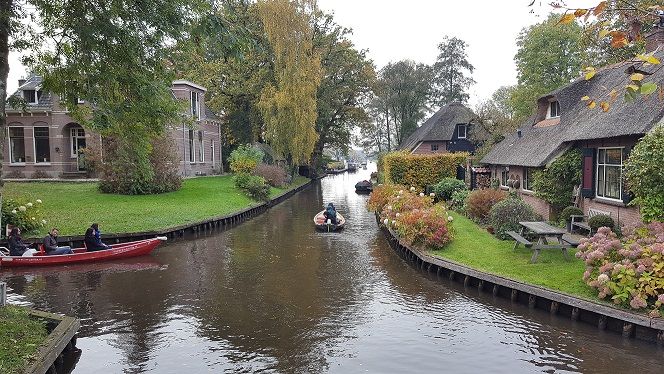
<box><xmin>23</xmin><ymin>309</ymin><xmax>80</xmax><ymax>374</ymax></box>
<box><xmin>376</xmin><ymin>219</ymin><xmax>664</xmax><ymax>344</ymax></box>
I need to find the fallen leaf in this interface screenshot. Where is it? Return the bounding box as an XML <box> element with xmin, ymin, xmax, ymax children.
<box><xmin>626</xmin><ymin>84</ymin><xmax>640</xmax><ymax>91</ymax></box>
<box><xmin>587</xmin><ymin>100</ymin><xmax>597</xmax><ymax>109</ymax></box>
<box><xmin>630</xmin><ymin>73</ymin><xmax>645</xmax><ymax>81</ymax></box>
<box><xmin>609</xmin><ymin>89</ymin><xmax>618</xmax><ymax>101</ymax></box>
<box><xmin>581</xmin><ymin>95</ymin><xmax>591</xmax><ymax>101</ymax></box>
<box><xmin>636</xmin><ymin>54</ymin><xmax>661</xmax><ymax>65</ymax></box>
<box><xmin>599</xmin><ymin>101</ymin><xmax>610</xmax><ymax>112</ymax></box>
<box><xmin>640</xmin><ymin>82</ymin><xmax>657</xmax><ymax>95</ymax></box>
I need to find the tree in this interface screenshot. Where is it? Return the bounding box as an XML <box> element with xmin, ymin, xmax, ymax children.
<box><xmin>310</xmin><ymin>11</ymin><xmax>375</xmax><ymax>175</ymax></box>
<box><xmin>472</xmin><ymin>86</ymin><xmax>519</xmax><ymax>160</ymax></box>
<box><xmin>509</xmin><ymin>13</ymin><xmax>586</xmax><ymax>120</ymax></box>
<box><xmin>257</xmin><ymin>0</ymin><xmax>321</xmax><ymax>166</ymax></box>
<box><xmin>433</xmin><ymin>36</ymin><xmax>475</xmax><ymax>106</ymax></box>
<box><xmin>624</xmin><ymin>125</ymin><xmax>664</xmax><ymax>222</ymax></box>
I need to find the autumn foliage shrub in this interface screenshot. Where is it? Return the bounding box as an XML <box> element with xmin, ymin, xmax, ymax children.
<box><xmin>253</xmin><ymin>163</ymin><xmax>287</xmax><ymax>187</ymax></box>
<box><xmin>379</xmin><ymin>152</ymin><xmax>468</xmax><ymax>190</ymax></box>
<box><xmin>229</xmin><ymin>144</ymin><xmax>264</xmax><ymax>174</ymax></box>
<box><xmin>466</xmin><ymin>189</ymin><xmax>508</xmax><ymax>224</ymax></box>
<box><xmin>368</xmin><ymin>184</ymin><xmax>454</xmax><ymax>249</ymax></box>
<box><xmin>576</xmin><ymin>223</ymin><xmax>664</xmax><ymax>315</ymax></box>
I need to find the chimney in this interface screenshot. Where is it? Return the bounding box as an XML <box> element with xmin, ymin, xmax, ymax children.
<box><xmin>18</xmin><ymin>79</ymin><xmax>26</xmax><ymax>88</ymax></box>
<box><xmin>517</xmin><ymin>129</ymin><xmax>522</xmax><ymax>138</ymax></box>
<box><xmin>645</xmin><ymin>11</ymin><xmax>664</xmax><ymax>53</ymax></box>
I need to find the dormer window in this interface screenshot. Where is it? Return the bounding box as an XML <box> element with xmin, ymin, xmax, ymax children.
<box><xmin>23</xmin><ymin>90</ymin><xmax>40</xmax><ymax>104</ymax></box>
<box><xmin>547</xmin><ymin>101</ymin><xmax>560</xmax><ymax>119</ymax></box>
<box><xmin>457</xmin><ymin>124</ymin><xmax>467</xmax><ymax>139</ymax></box>
<box><xmin>190</xmin><ymin>91</ymin><xmax>200</xmax><ymax>120</ymax></box>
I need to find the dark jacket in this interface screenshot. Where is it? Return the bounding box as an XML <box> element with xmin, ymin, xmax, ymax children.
<box><xmin>9</xmin><ymin>235</ymin><xmax>29</xmax><ymax>256</ymax></box>
<box><xmin>84</xmin><ymin>228</ymin><xmax>105</xmax><ymax>251</ymax></box>
<box><xmin>43</xmin><ymin>234</ymin><xmax>59</xmax><ymax>253</ymax></box>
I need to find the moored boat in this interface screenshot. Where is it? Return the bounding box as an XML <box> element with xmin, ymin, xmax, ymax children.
<box><xmin>0</xmin><ymin>237</ymin><xmax>166</xmax><ymax>267</ymax></box>
<box><xmin>313</xmin><ymin>211</ymin><xmax>346</xmax><ymax>232</ymax></box>
<box><xmin>355</xmin><ymin>180</ymin><xmax>373</xmax><ymax>194</ymax></box>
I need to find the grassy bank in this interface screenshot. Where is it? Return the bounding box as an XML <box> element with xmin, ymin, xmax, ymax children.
<box><xmin>430</xmin><ymin>211</ymin><xmax>595</xmax><ymax>300</ymax></box>
<box><xmin>0</xmin><ymin>306</ymin><xmax>48</xmax><ymax>374</ymax></box>
<box><xmin>3</xmin><ymin>175</ymin><xmax>309</xmax><ymax>237</ymax></box>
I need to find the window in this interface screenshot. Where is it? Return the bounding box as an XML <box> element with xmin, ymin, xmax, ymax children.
<box><xmin>596</xmin><ymin>147</ymin><xmax>623</xmax><ymax>200</ymax></box>
<box><xmin>190</xmin><ymin>91</ymin><xmax>199</xmax><ymax>120</ymax></box>
<box><xmin>500</xmin><ymin>168</ymin><xmax>509</xmax><ymax>187</ymax></box>
<box><xmin>548</xmin><ymin>101</ymin><xmax>561</xmax><ymax>118</ymax></box>
<box><xmin>198</xmin><ymin>131</ymin><xmax>204</xmax><ymax>163</ymax></box>
<box><xmin>457</xmin><ymin>124</ymin><xmax>467</xmax><ymax>139</ymax></box>
<box><xmin>188</xmin><ymin>129</ymin><xmax>195</xmax><ymax>163</ymax></box>
<box><xmin>211</xmin><ymin>140</ymin><xmax>215</xmax><ymax>165</ymax></box>
<box><xmin>523</xmin><ymin>167</ymin><xmax>534</xmax><ymax>191</ymax></box>
<box><xmin>34</xmin><ymin>127</ymin><xmax>50</xmax><ymax>163</ymax></box>
<box><xmin>70</xmin><ymin>128</ymin><xmax>86</xmax><ymax>158</ymax></box>
<box><xmin>430</xmin><ymin>144</ymin><xmax>439</xmax><ymax>151</ymax></box>
<box><xmin>23</xmin><ymin>90</ymin><xmax>41</xmax><ymax>104</ymax></box>
<box><xmin>8</xmin><ymin>127</ymin><xmax>25</xmax><ymax>163</ymax></box>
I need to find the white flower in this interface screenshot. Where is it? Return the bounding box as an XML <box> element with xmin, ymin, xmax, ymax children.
<box><xmin>391</xmin><ymin>220</ymin><xmax>397</xmax><ymax>225</ymax></box>
<box><xmin>447</xmin><ymin>216</ymin><xmax>454</xmax><ymax>222</ymax></box>
<box><xmin>18</xmin><ymin>206</ymin><xmax>26</xmax><ymax>212</ymax></box>
<box><xmin>383</xmin><ymin>218</ymin><xmax>389</xmax><ymax>225</ymax></box>
<box><xmin>41</xmin><ymin>219</ymin><xmax>47</xmax><ymax>225</ymax></box>
<box><xmin>396</xmin><ymin>213</ymin><xmax>401</xmax><ymax>217</ymax></box>
<box><xmin>31</xmin><ymin>217</ymin><xmax>35</xmax><ymax>220</ymax></box>
<box><xmin>378</xmin><ymin>184</ymin><xmax>383</xmax><ymax>187</ymax></box>
<box><xmin>419</xmin><ymin>192</ymin><xmax>425</xmax><ymax>197</ymax></box>
<box><xmin>36</xmin><ymin>199</ymin><xmax>42</xmax><ymax>204</ymax></box>
<box><xmin>386</xmin><ymin>205</ymin><xmax>392</xmax><ymax>211</ymax></box>
<box><xmin>26</xmin><ymin>202</ymin><xmax>33</xmax><ymax>207</ymax></box>
<box><xmin>597</xmin><ymin>273</ymin><xmax>609</xmax><ymax>284</ymax></box>
<box><xmin>398</xmin><ymin>190</ymin><xmax>403</xmax><ymax>194</ymax></box>
<box><xmin>410</xmin><ymin>186</ymin><xmax>416</xmax><ymax>192</ymax></box>
<box><xmin>430</xmin><ymin>193</ymin><xmax>435</xmax><ymax>197</ymax></box>
<box><xmin>11</xmin><ymin>209</ymin><xmax>17</xmax><ymax>214</ymax></box>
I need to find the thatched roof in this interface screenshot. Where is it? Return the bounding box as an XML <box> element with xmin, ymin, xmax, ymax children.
<box><xmin>399</xmin><ymin>102</ymin><xmax>476</xmax><ymax>151</ymax></box>
<box><xmin>481</xmin><ymin>52</ymin><xmax>664</xmax><ymax>167</ymax></box>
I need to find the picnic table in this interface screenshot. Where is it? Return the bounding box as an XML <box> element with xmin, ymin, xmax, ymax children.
<box><xmin>507</xmin><ymin>221</ymin><xmax>572</xmax><ymax>263</ymax></box>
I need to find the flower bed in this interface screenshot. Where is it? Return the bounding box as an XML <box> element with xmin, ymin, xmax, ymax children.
<box><xmin>368</xmin><ymin>185</ymin><xmax>454</xmax><ymax>249</ymax></box>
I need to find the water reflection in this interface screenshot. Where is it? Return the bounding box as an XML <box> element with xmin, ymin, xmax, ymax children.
<box><xmin>2</xmin><ymin>164</ymin><xmax>663</xmax><ymax>373</ymax></box>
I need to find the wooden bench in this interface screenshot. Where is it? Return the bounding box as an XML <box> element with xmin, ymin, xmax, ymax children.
<box><xmin>570</xmin><ymin>208</ymin><xmax>612</xmax><ymax>235</ymax></box>
<box><xmin>507</xmin><ymin>231</ymin><xmax>532</xmax><ymax>250</ymax></box>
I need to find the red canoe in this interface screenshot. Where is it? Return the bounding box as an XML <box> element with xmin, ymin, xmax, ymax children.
<box><xmin>0</xmin><ymin>237</ymin><xmax>166</xmax><ymax>267</ymax></box>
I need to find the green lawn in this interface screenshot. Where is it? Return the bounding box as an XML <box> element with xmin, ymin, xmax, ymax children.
<box><xmin>3</xmin><ymin>175</ymin><xmax>309</xmax><ymax>237</ymax></box>
<box><xmin>0</xmin><ymin>306</ymin><xmax>48</xmax><ymax>374</ymax></box>
<box><xmin>430</xmin><ymin>211</ymin><xmax>596</xmax><ymax>300</ymax></box>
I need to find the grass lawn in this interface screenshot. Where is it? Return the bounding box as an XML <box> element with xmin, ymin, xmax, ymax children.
<box><xmin>3</xmin><ymin>175</ymin><xmax>309</xmax><ymax>237</ymax></box>
<box><xmin>430</xmin><ymin>211</ymin><xmax>597</xmax><ymax>300</ymax></box>
<box><xmin>0</xmin><ymin>306</ymin><xmax>48</xmax><ymax>374</ymax></box>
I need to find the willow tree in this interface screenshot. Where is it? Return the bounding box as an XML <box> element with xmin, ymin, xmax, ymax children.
<box><xmin>257</xmin><ymin>0</ymin><xmax>321</xmax><ymax>165</ymax></box>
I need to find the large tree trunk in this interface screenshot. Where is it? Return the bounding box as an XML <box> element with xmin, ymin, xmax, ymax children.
<box><xmin>0</xmin><ymin>0</ymin><xmax>11</xmax><ymax>188</ymax></box>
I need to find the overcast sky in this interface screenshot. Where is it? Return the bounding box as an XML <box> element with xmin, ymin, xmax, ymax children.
<box><xmin>7</xmin><ymin>1</ymin><xmax>597</xmax><ymax>108</ymax></box>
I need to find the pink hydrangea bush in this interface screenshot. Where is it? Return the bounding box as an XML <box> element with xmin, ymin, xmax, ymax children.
<box><xmin>576</xmin><ymin>222</ymin><xmax>664</xmax><ymax>315</ymax></box>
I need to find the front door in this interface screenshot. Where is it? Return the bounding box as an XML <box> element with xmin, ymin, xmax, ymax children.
<box><xmin>71</xmin><ymin>128</ymin><xmax>87</xmax><ymax>171</ymax></box>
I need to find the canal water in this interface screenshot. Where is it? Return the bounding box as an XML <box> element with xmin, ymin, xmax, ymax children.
<box><xmin>2</xmin><ymin>165</ymin><xmax>664</xmax><ymax>373</ymax></box>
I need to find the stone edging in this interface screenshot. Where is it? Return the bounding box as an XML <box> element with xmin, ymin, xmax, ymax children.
<box><xmin>377</xmin><ymin>220</ymin><xmax>664</xmax><ymax>344</ymax></box>
<box><xmin>24</xmin><ymin>309</ymin><xmax>80</xmax><ymax>374</ymax></box>
<box><xmin>22</xmin><ymin>179</ymin><xmax>314</xmax><ymax>248</ymax></box>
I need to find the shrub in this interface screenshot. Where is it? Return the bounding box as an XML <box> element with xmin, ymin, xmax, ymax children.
<box><xmin>532</xmin><ymin>149</ymin><xmax>582</xmax><ymax>212</ymax></box>
<box><xmin>244</xmin><ymin>176</ymin><xmax>270</xmax><ymax>201</ymax></box>
<box><xmin>229</xmin><ymin>144</ymin><xmax>264</xmax><ymax>174</ymax></box>
<box><xmin>624</xmin><ymin>125</ymin><xmax>664</xmax><ymax>222</ymax></box>
<box><xmin>30</xmin><ymin>170</ymin><xmax>51</xmax><ymax>179</ymax></box>
<box><xmin>254</xmin><ymin>163</ymin><xmax>287</xmax><ymax>187</ymax></box>
<box><xmin>559</xmin><ymin>206</ymin><xmax>584</xmax><ymax>226</ymax></box>
<box><xmin>467</xmin><ymin>189</ymin><xmax>508</xmax><ymax>224</ymax></box>
<box><xmin>379</xmin><ymin>152</ymin><xmax>468</xmax><ymax>189</ymax></box>
<box><xmin>588</xmin><ymin>214</ymin><xmax>615</xmax><ymax>232</ymax></box>
<box><xmin>488</xmin><ymin>197</ymin><xmax>539</xmax><ymax>240</ymax></box>
<box><xmin>233</xmin><ymin>172</ymin><xmax>252</xmax><ymax>189</ymax></box>
<box><xmin>1</xmin><ymin>198</ymin><xmax>47</xmax><ymax>235</ymax></box>
<box><xmin>395</xmin><ymin>204</ymin><xmax>454</xmax><ymax>249</ymax></box>
<box><xmin>367</xmin><ymin>184</ymin><xmax>408</xmax><ymax>213</ymax></box>
<box><xmin>449</xmin><ymin>190</ymin><xmax>470</xmax><ymax>213</ymax></box>
<box><xmin>381</xmin><ymin>190</ymin><xmax>434</xmax><ymax>221</ymax></box>
<box><xmin>576</xmin><ymin>223</ymin><xmax>664</xmax><ymax>314</ymax></box>
<box><xmin>432</xmin><ymin>178</ymin><xmax>467</xmax><ymax>201</ymax></box>
<box><xmin>148</xmin><ymin>135</ymin><xmax>182</xmax><ymax>193</ymax></box>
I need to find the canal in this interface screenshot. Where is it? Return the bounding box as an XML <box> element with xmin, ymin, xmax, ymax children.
<box><xmin>2</xmin><ymin>165</ymin><xmax>664</xmax><ymax>373</ymax></box>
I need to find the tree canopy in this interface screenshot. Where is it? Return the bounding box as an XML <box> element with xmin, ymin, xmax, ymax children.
<box><xmin>433</xmin><ymin>36</ymin><xmax>475</xmax><ymax>106</ymax></box>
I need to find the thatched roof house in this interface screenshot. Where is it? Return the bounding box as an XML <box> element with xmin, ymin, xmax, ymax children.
<box><xmin>399</xmin><ymin>102</ymin><xmax>476</xmax><ymax>154</ymax></box>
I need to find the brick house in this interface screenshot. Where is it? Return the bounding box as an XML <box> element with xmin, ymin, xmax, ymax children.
<box><xmin>3</xmin><ymin>76</ymin><xmax>222</xmax><ymax>179</ymax></box>
<box><xmin>480</xmin><ymin>27</ymin><xmax>664</xmax><ymax>228</ymax></box>
<box><xmin>399</xmin><ymin>102</ymin><xmax>476</xmax><ymax>154</ymax></box>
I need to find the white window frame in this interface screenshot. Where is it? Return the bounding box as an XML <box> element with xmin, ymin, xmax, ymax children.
<box><xmin>500</xmin><ymin>167</ymin><xmax>509</xmax><ymax>187</ymax></box>
<box><xmin>70</xmin><ymin>128</ymin><xmax>86</xmax><ymax>158</ymax></box>
<box><xmin>23</xmin><ymin>90</ymin><xmax>38</xmax><ymax>104</ymax></box>
<box><xmin>522</xmin><ymin>167</ymin><xmax>534</xmax><ymax>192</ymax></box>
<box><xmin>190</xmin><ymin>91</ymin><xmax>200</xmax><ymax>120</ymax></box>
<box><xmin>198</xmin><ymin>131</ymin><xmax>204</xmax><ymax>163</ymax></box>
<box><xmin>547</xmin><ymin>101</ymin><xmax>560</xmax><ymax>119</ymax></box>
<box><xmin>211</xmin><ymin>140</ymin><xmax>215</xmax><ymax>166</ymax></box>
<box><xmin>596</xmin><ymin>147</ymin><xmax>624</xmax><ymax>201</ymax></box>
<box><xmin>33</xmin><ymin>126</ymin><xmax>51</xmax><ymax>164</ymax></box>
<box><xmin>430</xmin><ymin>143</ymin><xmax>439</xmax><ymax>151</ymax></box>
<box><xmin>457</xmin><ymin>124</ymin><xmax>467</xmax><ymax>139</ymax></box>
<box><xmin>188</xmin><ymin>129</ymin><xmax>195</xmax><ymax>163</ymax></box>
<box><xmin>8</xmin><ymin>126</ymin><xmax>26</xmax><ymax>164</ymax></box>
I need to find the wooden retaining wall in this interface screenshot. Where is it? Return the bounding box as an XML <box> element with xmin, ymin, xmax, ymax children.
<box><xmin>24</xmin><ymin>310</ymin><xmax>80</xmax><ymax>374</ymax></box>
<box><xmin>378</xmin><ymin>223</ymin><xmax>664</xmax><ymax>344</ymax></box>
<box><xmin>26</xmin><ymin>179</ymin><xmax>314</xmax><ymax>249</ymax></box>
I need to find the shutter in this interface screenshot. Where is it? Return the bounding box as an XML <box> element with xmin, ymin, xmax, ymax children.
<box><xmin>622</xmin><ymin>146</ymin><xmax>633</xmax><ymax>205</ymax></box>
<box><xmin>581</xmin><ymin>148</ymin><xmax>595</xmax><ymax>198</ymax></box>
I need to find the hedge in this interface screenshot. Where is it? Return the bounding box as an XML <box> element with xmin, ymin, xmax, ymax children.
<box><xmin>379</xmin><ymin>151</ymin><xmax>469</xmax><ymax>189</ymax></box>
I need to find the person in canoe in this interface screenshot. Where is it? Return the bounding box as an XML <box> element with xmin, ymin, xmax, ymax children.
<box><xmin>8</xmin><ymin>227</ymin><xmax>31</xmax><ymax>256</ymax></box>
<box><xmin>323</xmin><ymin>203</ymin><xmax>338</xmax><ymax>225</ymax></box>
<box><xmin>43</xmin><ymin>228</ymin><xmax>74</xmax><ymax>255</ymax></box>
<box><xmin>85</xmin><ymin>223</ymin><xmax>111</xmax><ymax>251</ymax></box>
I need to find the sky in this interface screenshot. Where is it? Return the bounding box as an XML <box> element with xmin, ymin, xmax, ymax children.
<box><xmin>7</xmin><ymin>1</ymin><xmax>597</xmax><ymax>108</ymax></box>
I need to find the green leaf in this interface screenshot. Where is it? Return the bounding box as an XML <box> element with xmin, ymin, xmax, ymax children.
<box><xmin>640</xmin><ymin>82</ymin><xmax>657</xmax><ymax>95</ymax></box>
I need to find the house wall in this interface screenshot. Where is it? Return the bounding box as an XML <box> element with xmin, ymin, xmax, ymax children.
<box><xmin>447</xmin><ymin>124</ymin><xmax>476</xmax><ymax>153</ymax></box>
<box><xmin>412</xmin><ymin>141</ymin><xmax>448</xmax><ymax>154</ymax></box>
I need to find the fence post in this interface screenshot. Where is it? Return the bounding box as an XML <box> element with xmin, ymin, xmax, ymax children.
<box><xmin>0</xmin><ymin>282</ymin><xmax>6</xmax><ymax>307</ymax></box>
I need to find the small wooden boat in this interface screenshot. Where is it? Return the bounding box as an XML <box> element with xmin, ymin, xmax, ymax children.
<box><xmin>314</xmin><ymin>211</ymin><xmax>346</xmax><ymax>232</ymax></box>
<box><xmin>355</xmin><ymin>180</ymin><xmax>373</xmax><ymax>194</ymax></box>
<box><xmin>0</xmin><ymin>237</ymin><xmax>166</xmax><ymax>267</ymax></box>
